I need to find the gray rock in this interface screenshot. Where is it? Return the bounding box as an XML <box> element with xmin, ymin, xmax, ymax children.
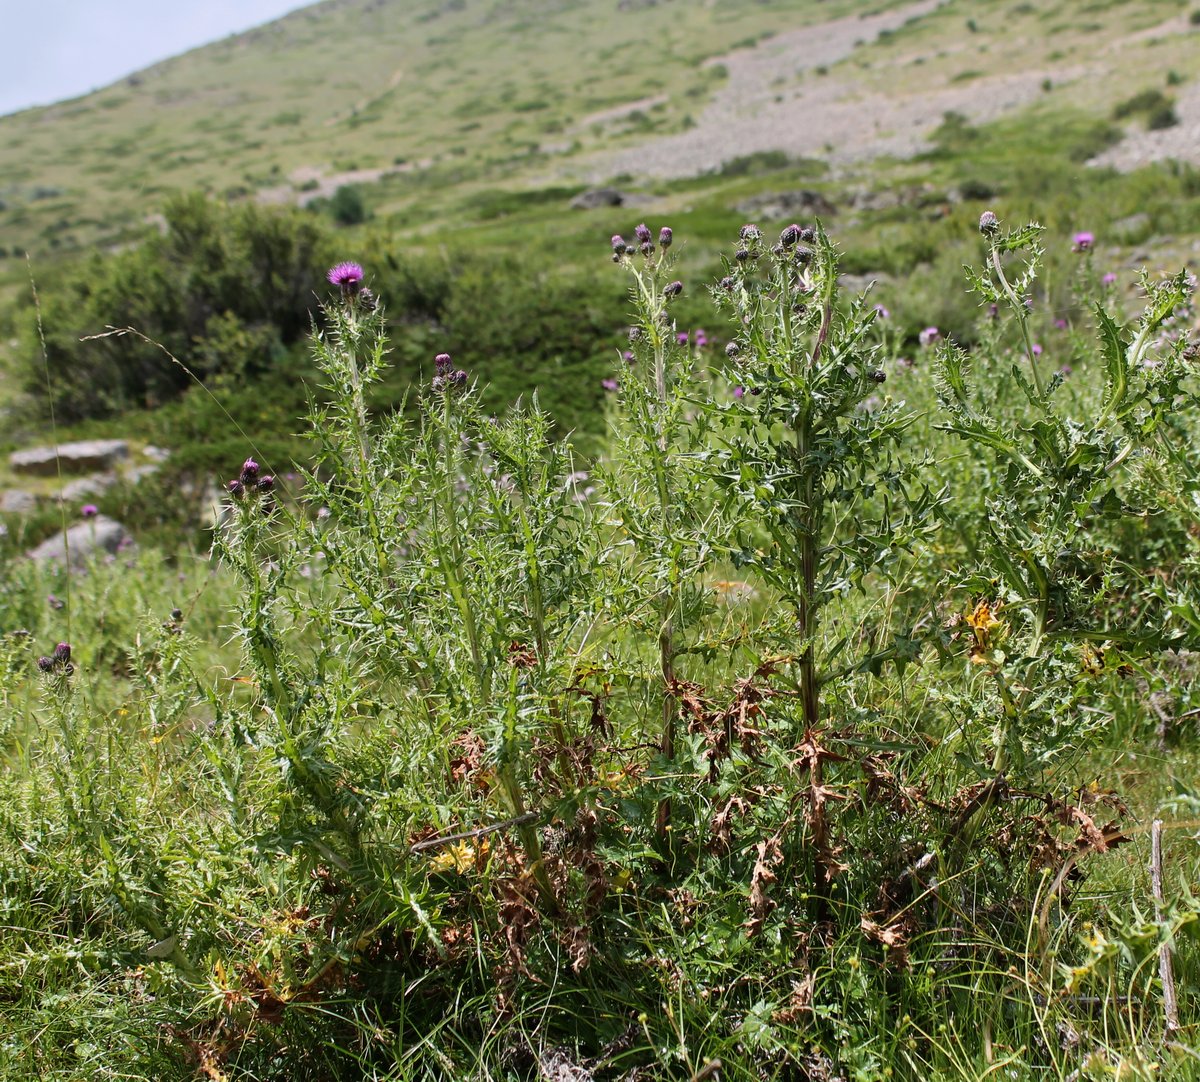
<box><xmin>27</xmin><ymin>514</ymin><xmax>131</xmax><ymax>565</ymax></box>
<box><xmin>569</xmin><ymin>187</ymin><xmax>626</xmax><ymax>210</ymax></box>
<box><xmin>125</xmin><ymin>464</ymin><xmax>161</xmax><ymax>485</ymax></box>
<box><xmin>56</xmin><ymin>473</ymin><xmax>117</xmax><ymax>503</ymax></box>
<box><xmin>10</xmin><ymin>439</ymin><xmax>130</xmax><ymax>477</ymax></box>
<box><xmin>142</xmin><ymin>445</ymin><xmax>171</xmax><ymax>463</ymax></box>
<box><xmin>734</xmin><ymin>189</ymin><xmax>837</xmax><ymax>220</ymax></box>
<box><xmin>0</xmin><ymin>489</ymin><xmax>36</xmax><ymax>515</ymax></box>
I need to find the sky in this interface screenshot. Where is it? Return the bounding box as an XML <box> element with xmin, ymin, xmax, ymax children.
<box><xmin>0</xmin><ymin>0</ymin><xmax>312</xmax><ymax>117</ymax></box>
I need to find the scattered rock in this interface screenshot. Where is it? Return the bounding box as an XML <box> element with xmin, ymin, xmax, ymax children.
<box><xmin>10</xmin><ymin>439</ymin><xmax>130</xmax><ymax>477</ymax></box>
<box><xmin>847</xmin><ymin>184</ymin><xmax>939</xmax><ymax>212</ymax></box>
<box><xmin>27</xmin><ymin>515</ymin><xmax>132</xmax><ymax>565</ymax></box>
<box><xmin>0</xmin><ymin>489</ymin><xmax>36</xmax><ymax>515</ymax></box>
<box><xmin>569</xmin><ymin>187</ymin><xmax>627</xmax><ymax>210</ymax></box>
<box><xmin>142</xmin><ymin>445</ymin><xmax>171</xmax><ymax>463</ymax></box>
<box><xmin>734</xmin><ymin>189</ymin><xmax>837</xmax><ymax>220</ymax></box>
<box><xmin>125</xmin><ymin>464</ymin><xmax>161</xmax><ymax>485</ymax></box>
<box><xmin>56</xmin><ymin>474</ymin><xmax>117</xmax><ymax>503</ymax></box>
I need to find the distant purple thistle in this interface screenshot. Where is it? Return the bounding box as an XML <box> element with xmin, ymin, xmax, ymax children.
<box><xmin>694</xmin><ymin>329</ymin><xmax>709</xmax><ymax>348</ymax></box>
<box><xmin>1072</xmin><ymin>231</ymin><xmax>1094</xmax><ymax>252</ymax></box>
<box><xmin>733</xmin><ymin>385</ymin><xmax>745</xmax><ymax>399</ymax></box>
<box><xmin>602</xmin><ymin>378</ymin><xmax>619</xmax><ymax>392</ymax></box>
<box><xmin>240</xmin><ymin>458</ymin><xmax>259</xmax><ymax>485</ymax></box>
<box><xmin>1054</xmin><ymin>318</ymin><xmax>1068</xmax><ymax>329</ymax></box>
<box><xmin>623</xmin><ymin>350</ymin><xmax>636</xmax><ymax>365</ymax></box>
<box><xmin>327</xmin><ymin>262</ymin><xmax>364</xmax><ymax>294</ymax></box>
<box><xmin>1032</xmin><ymin>343</ymin><xmax>1043</xmax><ymax>356</ymax></box>
<box><xmin>918</xmin><ymin>326</ymin><xmax>940</xmax><ymax>347</ymax></box>
<box><xmin>634</xmin><ymin>223</ymin><xmax>652</xmax><ymax>244</ymax></box>
<box><xmin>1102</xmin><ymin>272</ymin><xmax>1117</xmax><ymax>285</ymax></box>
<box><xmin>874</xmin><ymin>303</ymin><xmax>890</xmax><ymax>320</ymax></box>
<box><xmin>53</xmin><ymin>642</ymin><xmax>71</xmax><ymax>664</ymax></box>
<box><xmin>677</xmin><ymin>331</ymin><xmax>689</xmax><ymax>346</ymax></box>
<box><xmin>1059</xmin><ymin>364</ymin><xmax>1073</xmax><ymax>378</ymax></box>
<box><xmin>81</xmin><ymin>504</ymin><xmax>98</xmax><ymax>518</ymax></box>
<box><xmin>659</xmin><ymin>226</ymin><xmax>673</xmax><ymax>249</ymax></box>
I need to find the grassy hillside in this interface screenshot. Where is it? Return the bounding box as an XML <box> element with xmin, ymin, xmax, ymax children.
<box><xmin>2</xmin><ymin>0</ymin><xmax>1199</xmax><ymax>263</ymax></box>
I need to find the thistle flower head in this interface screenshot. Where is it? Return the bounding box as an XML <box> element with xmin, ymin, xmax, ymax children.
<box><xmin>327</xmin><ymin>262</ymin><xmax>364</xmax><ymax>292</ymax></box>
<box><xmin>611</xmin><ymin>234</ymin><xmax>626</xmax><ymax>252</ymax></box>
<box><xmin>979</xmin><ymin>210</ymin><xmax>999</xmax><ymax>235</ymax></box>
<box><xmin>779</xmin><ymin>223</ymin><xmax>802</xmax><ymax>247</ymax></box>
<box><xmin>659</xmin><ymin>226</ymin><xmax>673</xmax><ymax>249</ymax></box>
<box><xmin>919</xmin><ymin>326</ymin><xmax>940</xmax><ymax>347</ymax></box>
<box><xmin>1072</xmin><ymin>231</ymin><xmax>1094</xmax><ymax>252</ymax></box>
<box><xmin>81</xmin><ymin>504</ymin><xmax>98</xmax><ymax>518</ymax></box>
<box><xmin>634</xmin><ymin>223</ymin><xmax>652</xmax><ymax>244</ymax></box>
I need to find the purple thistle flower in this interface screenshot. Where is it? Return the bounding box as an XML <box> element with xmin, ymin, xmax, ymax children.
<box><xmin>1072</xmin><ymin>231</ymin><xmax>1094</xmax><ymax>252</ymax></box>
<box><xmin>659</xmin><ymin>226</ymin><xmax>673</xmax><ymax>249</ymax></box>
<box><xmin>979</xmin><ymin>210</ymin><xmax>999</xmax><ymax>235</ymax></box>
<box><xmin>664</xmin><ymin>280</ymin><xmax>683</xmax><ymax>298</ymax></box>
<box><xmin>1059</xmin><ymin>364</ymin><xmax>1073</xmax><ymax>377</ymax></box>
<box><xmin>53</xmin><ymin>642</ymin><xmax>71</xmax><ymax>664</ymax></box>
<box><xmin>228</xmin><ymin>479</ymin><xmax>244</xmax><ymax>498</ymax></box>
<box><xmin>258</xmin><ymin>475</ymin><xmax>275</xmax><ymax>493</ymax></box>
<box><xmin>327</xmin><ymin>262</ymin><xmax>364</xmax><ymax>294</ymax></box>
<box><xmin>677</xmin><ymin>331</ymin><xmax>689</xmax><ymax>346</ymax></box>
<box><xmin>634</xmin><ymin>223</ymin><xmax>652</xmax><ymax>244</ymax></box>
<box><xmin>435</xmin><ymin>352</ymin><xmax>453</xmax><ymax>376</ymax></box>
<box><xmin>623</xmin><ymin>350</ymin><xmax>636</xmax><ymax>365</ymax></box>
<box><xmin>1102</xmin><ymin>272</ymin><xmax>1117</xmax><ymax>285</ymax></box>
<box><xmin>1032</xmin><ymin>343</ymin><xmax>1043</xmax><ymax>356</ymax></box>
<box><xmin>240</xmin><ymin>458</ymin><xmax>259</xmax><ymax>485</ymax></box>
<box><xmin>779</xmin><ymin>223</ymin><xmax>802</xmax><ymax>247</ymax></box>
<box><xmin>1054</xmin><ymin>318</ymin><xmax>1068</xmax><ymax>329</ymax></box>
<box><xmin>874</xmin><ymin>304</ymin><xmax>890</xmax><ymax>320</ymax></box>
<box><xmin>611</xmin><ymin>234</ymin><xmax>626</xmax><ymax>252</ymax></box>
<box><xmin>37</xmin><ymin>655</ymin><xmax>55</xmax><ymax>673</ymax></box>
<box><xmin>81</xmin><ymin>504</ymin><xmax>98</xmax><ymax>518</ymax></box>
<box><xmin>733</xmin><ymin>385</ymin><xmax>745</xmax><ymax>399</ymax></box>
<box><xmin>739</xmin><ymin>224</ymin><xmax>761</xmax><ymax>242</ymax></box>
<box><xmin>694</xmin><ymin>329</ymin><xmax>709</xmax><ymax>348</ymax></box>
<box><xmin>918</xmin><ymin>326</ymin><xmax>940</xmax><ymax>347</ymax></box>
<box><xmin>602</xmin><ymin>378</ymin><xmax>619</xmax><ymax>392</ymax></box>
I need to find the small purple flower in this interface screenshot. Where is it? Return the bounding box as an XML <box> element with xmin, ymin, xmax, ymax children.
<box><xmin>47</xmin><ymin>594</ymin><xmax>65</xmax><ymax>610</ymax></box>
<box><xmin>694</xmin><ymin>329</ymin><xmax>709</xmax><ymax>348</ymax></box>
<box><xmin>987</xmin><ymin>303</ymin><xmax>999</xmax><ymax>319</ymax></box>
<box><xmin>81</xmin><ymin>504</ymin><xmax>98</xmax><ymax>518</ymax></box>
<box><xmin>1031</xmin><ymin>343</ymin><xmax>1043</xmax><ymax>356</ymax></box>
<box><xmin>918</xmin><ymin>326</ymin><xmax>940</xmax><ymax>347</ymax></box>
<box><xmin>634</xmin><ymin>223</ymin><xmax>652</xmax><ymax>244</ymax></box>
<box><xmin>1072</xmin><ymin>231</ymin><xmax>1094</xmax><ymax>252</ymax></box>
<box><xmin>1054</xmin><ymin>318</ymin><xmax>1068</xmax><ymax>329</ymax></box>
<box><xmin>37</xmin><ymin>655</ymin><xmax>55</xmax><ymax>673</ymax></box>
<box><xmin>733</xmin><ymin>385</ymin><xmax>745</xmax><ymax>399</ymax></box>
<box><xmin>1102</xmin><ymin>272</ymin><xmax>1117</xmax><ymax>285</ymax></box>
<box><xmin>979</xmin><ymin>210</ymin><xmax>999</xmax><ymax>235</ymax></box>
<box><xmin>602</xmin><ymin>378</ymin><xmax>619</xmax><ymax>392</ymax></box>
<box><xmin>611</xmin><ymin>234</ymin><xmax>625</xmax><ymax>252</ymax></box>
<box><xmin>435</xmin><ymin>352</ymin><xmax>453</xmax><ymax>376</ymax></box>
<box><xmin>659</xmin><ymin>226</ymin><xmax>673</xmax><ymax>249</ymax></box>
<box><xmin>623</xmin><ymin>350</ymin><xmax>635</xmax><ymax>365</ymax></box>
<box><xmin>228</xmin><ymin>479</ymin><xmax>244</xmax><ymax>498</ymax></box>
<box><xmin>1059</xmin><ymin>364</ymin><xmax>1073</xmax><ymax>378</ymax></box>
<box><xmin>874</xmin><ymin>304</ymin><xmax>890</xmax><ymax>320</ymax></box>
<box><xmin>327</xmin><ymin>262</ymin><xmax>364</xmax><ymax>294</ymax></box>
<box><xmin>677</xmin><ymin>331</ymin><xmax>689</xmax><ymax>346</ymax></box>
<box><xmin>53</xmin><ymin>642</ymin><xmax>71</xmax><ymax>664</ymax></box>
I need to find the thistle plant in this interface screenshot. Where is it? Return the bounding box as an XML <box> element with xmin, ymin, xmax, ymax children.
<box><xmin>605</xmin><ymin>223</ymin><xmax>724</xmax><ymax>836</ymax></box>
<box><xmin>938</xmin><ymin>212</ymin><xmax>1198</xmax><ymax>793</ymax></box>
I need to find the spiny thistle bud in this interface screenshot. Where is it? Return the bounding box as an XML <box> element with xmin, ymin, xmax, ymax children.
<box><xmin>663</xmin><ymin>280</ymin><xmax>683</xmax><ymax>298</ymax></box>
<box><xmin>53</xmin><ymin>642</ymin><xmax>71</xmax><ymax>664</ymax></box>
<box><xmin>451</xmin><ymin>369</ymin><xmax>468</xmax><ymax>387</ymax></box>
<box><xmin>432</xmin><ymin>375</ymin><xmax>446</xmax><ymax>393</ymax></box>
<box><xmin>979</xmin><ymin>210</ymin><xmax>999</xmax><ymax>235</ymax></box>
<box><xmin>794</xmin><ymin>246</ymin><xmax>813</xmax><ymax>266</ymax></box>
<box><xmin>734</xmin><ymin>248</ymin><xmax>750</xmax><ymax>263</ymax></box>
<box><xmin>640</xmin><ymin>241</ymin><xmax>654</xmax><ymax>257</ymax></box>
<box><xmin>171</xmin><ymin>608</ymin><xmax>183</xmax><ymax>622</ymax></box>
<box><xmin>779</xmin><ymin>223</ymin><xmax>802</xmax><ymax>247</ymax></box>
<box><xmin>634</xmin><ymin>223</ymin><xmax>652</xmax><ymax>244</ymax></box>
<box><xmin>725</xmin><ymin>341</ymin><xmax>741</xmax><ymax>358</ymax></box>
<box><xmin>37</xmin><ymin>655</ymin><xmax>54</xmax><ymax>673</ymax></box>
<box><xmin>798</xmin><ymin>226</ymin><xmax>815</xmax><ymax>243</ymax></box>
<box><xmin>240</xmin><ymin>458</ymin><xmax>260</xmax><ymax>484</ymax></box>
<box><xmin>719</xmin><ymin>276</ymin><xmax>735</xmax><ymax>291</ymax></box>
<box><xmin>611</xmin><ymin>234</ymin><xmax>625</xmax><ymax>252</ymax></box>
<box><xmin>869</xmin><ymin>369</ymin><xmax>887</xmax><ymax>383</ymax></box>
<box><xmin>435</xmin><ymin>353</ymin><xmax>453</xmax><ymax>376</ymax></box>
<box><xmin>228</xmin><ymin>479</ymin><xmax>244</xmax><ymax>498</ymax></box>
<box><xmin>258</xmin><ymin>475</ymin><xmax>275</xmax><ymax>493</ymax></box>
<box><xmin>357</xmin><ymin>287</ymin><xmax>378</xmax><ymax>311</ymax></box>
<box><xmin>739</xmin><ymin>224</ymin><xmax>761</xmax><ymax>242</ymax></box>
<box><xmin>659</xmin><ymin>226</ymin><xmax>673</xmax><ymax>249</ymax></box>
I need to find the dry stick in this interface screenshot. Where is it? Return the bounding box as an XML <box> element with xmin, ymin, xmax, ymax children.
<box><xmin>1151</xmin><ymin>818</ymin><xmax>1180</xmax><ymax>1035</ymax></box>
